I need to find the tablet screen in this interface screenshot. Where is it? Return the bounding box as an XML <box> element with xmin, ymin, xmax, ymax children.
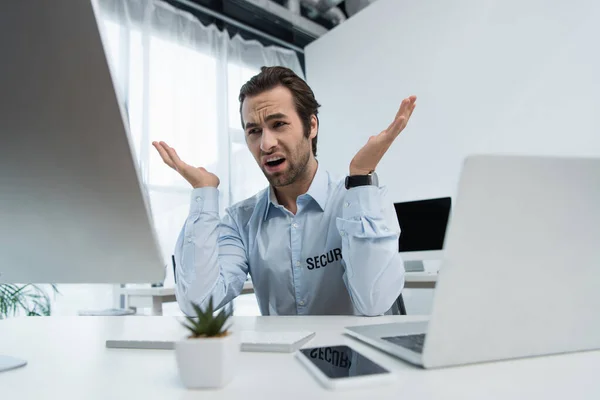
<box><xmin>299</xmin><ymin>345</ymin><xmax>389</xmax><ymax>379</ymax></box>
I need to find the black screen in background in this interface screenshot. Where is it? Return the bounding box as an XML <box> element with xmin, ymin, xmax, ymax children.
<box><xmin>394</xmin><ymin>197</ymin><xmax>451</xmax><ymax>252</ymax></box>
<box><xmin>299</xmin><ymin>345</ymin><xmax>389</xmax><ymax>379</ymax></box>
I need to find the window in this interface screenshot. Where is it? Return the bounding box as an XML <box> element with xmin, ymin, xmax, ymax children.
<box><xmin>49</xmin><ymin>0</ymin><xmax>302</xmax><ymax>316</ymax></box>
<box><xmin>102</xmin><ymin>21</ymin><xmax>219</xmax><ymax>190</ymax></box>
<box><xmin>227</xmin><ymin>63</ymin><xmax>269</xmax><ymax>203</ymax></box>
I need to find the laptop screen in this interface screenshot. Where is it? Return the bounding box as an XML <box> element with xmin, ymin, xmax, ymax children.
<box><xmin>394</xmin><ymin>197</ymin><xmax>451</xmax><ymax>252</ymax></box>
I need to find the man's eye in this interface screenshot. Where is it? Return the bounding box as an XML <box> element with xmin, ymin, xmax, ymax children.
<box><xmin>274</xmin><ymin>121</ymin><xmax>286</xmax><ymax>128</ymax></box>
<box><xmin>248</xmin><ymin>129</ymin><xmax>260</xmax><ymax>135</ymax></box>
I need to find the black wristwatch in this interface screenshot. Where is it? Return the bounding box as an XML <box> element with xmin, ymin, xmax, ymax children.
<box><xmin>345</xmin><ymin>171</ymin><xmax>379</xmax><ymax>189</ymax></box>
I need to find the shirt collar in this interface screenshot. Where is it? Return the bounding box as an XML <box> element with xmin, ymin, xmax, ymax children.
<box><xmin>304</xmin><ymin>163</ymin><xmax>328</xmax><ymax>211</ymax></box>
<box><xmin>262</xmin><ymin>163</ymin><xmax>328</xmax><ymax>221</ymax></box>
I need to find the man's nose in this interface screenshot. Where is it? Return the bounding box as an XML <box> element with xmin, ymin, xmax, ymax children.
<box><xmin>260</xmin><ymin>128</ymin><xmax>277</xmax><ymax>152</ymax></box>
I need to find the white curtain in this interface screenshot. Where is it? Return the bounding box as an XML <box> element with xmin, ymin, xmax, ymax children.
<box><xmin>93</xmin><ymin>0</ymin><xmax>304</xmax><ymax>285</ymax></box>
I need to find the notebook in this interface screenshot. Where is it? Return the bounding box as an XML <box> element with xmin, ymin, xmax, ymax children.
<box><xmin>240</xmin><ymin>331</ymin><xmax>315</xmax><ymax>352</ymax></box>
<box><xmin>105</xmin><ymin>331</ymin><xmax>315</xmax><ymax>353</ymax></box>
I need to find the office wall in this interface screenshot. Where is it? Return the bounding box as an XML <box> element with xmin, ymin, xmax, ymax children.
<box><xmin>305</xmin><ymin>0</ymin><xmax>600</xmax><ymax>203</ymax></box>
<box><xmin>305</xmin><ymin>0</ymin><xmax>600</xmax><ymax>313</ymax></box>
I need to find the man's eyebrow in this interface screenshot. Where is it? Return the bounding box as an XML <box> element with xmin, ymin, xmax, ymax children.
<box><xmin>245</xmin><ymin>113</ymin><xmax>288</xmax><ymax>130</ymax></box>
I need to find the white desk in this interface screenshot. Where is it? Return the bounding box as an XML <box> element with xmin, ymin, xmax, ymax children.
<box><xmin>1</xmin><ymin>315</ymin><xmax>598</xmax><ymax>399</ymax></box>
<box><xmin>119</xmin><ymin>273</ymin><xmax>437</xmax><ymax>315</ymax></box>
<box><xmin>404</xmin><ymin>271</ymin><xmax>437</xmax><ymax>289</ymax></box>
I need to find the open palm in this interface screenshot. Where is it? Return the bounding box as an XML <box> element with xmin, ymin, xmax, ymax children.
<box><xmin>152</xmin><ymin>141</ymin><xmax>220</xmax><ymax>188</ymax></box>
<box><xmin>349</xmin><ymin>95</ymin><xmax>417</xmax><ymax>175</ymax></box>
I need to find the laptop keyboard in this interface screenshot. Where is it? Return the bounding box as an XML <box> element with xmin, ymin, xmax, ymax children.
<box><xmin>382</xmin><ymin>334</ymin><xmax>426</xmax><ymax>354</ymax></box>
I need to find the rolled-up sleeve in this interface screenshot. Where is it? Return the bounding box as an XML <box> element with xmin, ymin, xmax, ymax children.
<box><xmin>174</xmin><ymin>187</ymin><xmax>249</xmax><ymax>315</ymax></box>
<box><xmin>336</xmin><ymin>185</ymin><xmax>405</xmax><ymax>316</ymax></box>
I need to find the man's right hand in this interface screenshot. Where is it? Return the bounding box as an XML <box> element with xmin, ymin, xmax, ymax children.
<box><xmin>152</xmin><ymin>141</ymin><xmax>220</xmax><ymax>189</ymax></box>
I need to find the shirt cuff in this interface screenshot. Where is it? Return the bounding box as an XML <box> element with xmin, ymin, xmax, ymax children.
<box><xmin>189</xmin><ymin>187</ymin><xmax>220</xmax><ymax>215</ymax></box>
<box><xmin>343</xmin><ymin>185</ymin><xmax>384</xmax><ymax>220</ymax></box>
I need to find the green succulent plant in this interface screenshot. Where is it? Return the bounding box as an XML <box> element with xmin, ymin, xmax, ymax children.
<box><xmin>181</xmin><ymin>296</ymin><xmax>233</xmax><ymax>338</ymax></box>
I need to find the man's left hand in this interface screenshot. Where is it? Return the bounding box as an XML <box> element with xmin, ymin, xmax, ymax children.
<box><xmin>349</xmin><ymin>95</ymin><xmax>417</xmax><ymax>176</ymax></box>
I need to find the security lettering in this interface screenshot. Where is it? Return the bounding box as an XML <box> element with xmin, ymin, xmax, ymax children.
<box><xmin>309</xmin><ymin>347</ymin><xmax>352</xmax><ymax>369</ymax></box>
<box><xmin>306</xmin><ymin>248</ymin><xmax>342</xmax><ymax>270</ymax></box>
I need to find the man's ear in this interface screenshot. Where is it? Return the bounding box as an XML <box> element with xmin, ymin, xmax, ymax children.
<box><xmin>309</xmin><ymin>115</ymin><xmax>318</xmax><ymax>140</ymax></box>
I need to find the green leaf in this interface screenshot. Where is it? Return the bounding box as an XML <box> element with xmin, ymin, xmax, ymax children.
<box><xmin>179</xmin><ymin>295</ymin><xmax>233</xmax><ymax>337</ymax></box>
<box><xmin>0</xmin><ymin>283</ymin><xmax>58</xmax><ymax>318</ymax></box>
<box><xmin>182</xmin><ymin>321</ymin><xmax>200</xmax><ymax>336</ymax></box>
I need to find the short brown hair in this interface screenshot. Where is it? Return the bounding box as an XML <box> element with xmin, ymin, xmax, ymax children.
<box><xmin>239</xmin><ymin>66</ymin><xmax>320</xmax><ymax>156</ymax></box>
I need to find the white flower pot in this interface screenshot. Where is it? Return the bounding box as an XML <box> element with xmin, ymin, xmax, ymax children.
<box><xmin>175</xmin><ymin>331</ymin><xmax>240</xmax><ymax>389</ymax></box>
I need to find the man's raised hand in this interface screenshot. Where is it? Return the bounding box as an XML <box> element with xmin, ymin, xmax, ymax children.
<box><xmin>152</xmin><ymin>141</ymin><xmax>220</xmax><ymax>189</ymax></box>
<box><xmin>349</xmin><ymin>95</ymin><xmax>417</xmax><ymax>176</ymax></box>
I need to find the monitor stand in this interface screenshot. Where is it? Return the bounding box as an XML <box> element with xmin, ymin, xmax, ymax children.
<box><xmin>404</xmin><ymin>260</ymin><xmax>425</xmax><ymax>272</ymax></box>
<box><xmin>0</xmin><ymin>355</ymin><xmax>27</xmax><ymax>373</ymax></box>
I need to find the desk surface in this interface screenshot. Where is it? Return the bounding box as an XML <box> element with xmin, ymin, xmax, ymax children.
<box><xmin>1</xmin><ymin>315</ymin><xmax>598</xmax><ymax>399</ymax></box>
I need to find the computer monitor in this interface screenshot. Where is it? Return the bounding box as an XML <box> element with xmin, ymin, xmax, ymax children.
<box><xmin>0</xmin><ymin>0</ymin><xmax>166</xmax><ymax>373</ymax></box>
<box><xmin>394</xmin><ymin>197</ymin><xmax>451</xmax><ymax>272</ymax></box>
<box><xmin>0</xmin><ymin>0</ymin><xmax>165</xmax><ymax>284</ymax></box>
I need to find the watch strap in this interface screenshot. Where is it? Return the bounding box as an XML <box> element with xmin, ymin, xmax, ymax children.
<box><xmin>345</xmin><ymin>174</ymin><xmax>374</xmax><ymax>189</ymax></box>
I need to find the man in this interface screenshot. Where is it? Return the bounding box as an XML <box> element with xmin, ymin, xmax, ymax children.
<box><xmin>153</xmin><ymin>66</ymin><xmax>417</xmax><ymax>316</ymax></box>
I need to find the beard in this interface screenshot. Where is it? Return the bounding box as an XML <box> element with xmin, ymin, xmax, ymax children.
<box><xmin>262</xmin><ymin>138</ymin><xmax>312</xmax><ymax>187</ymax></box>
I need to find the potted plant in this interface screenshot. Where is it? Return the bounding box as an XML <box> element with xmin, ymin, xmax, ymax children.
<box><xmin>0</xmin><ymin>284</ymin><xmax>59</xmax><ymax>319</ymax></box>
<box><xmin>176</xmin><ymin>297</ymin><xmax>239</xmax><ymax>389</ymax></box>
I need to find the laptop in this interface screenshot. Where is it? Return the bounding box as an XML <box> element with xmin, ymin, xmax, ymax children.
<box><xmin>346</xmin><ymin>155</ymin><xmax>600</xmax><ymax>369</ymax></box>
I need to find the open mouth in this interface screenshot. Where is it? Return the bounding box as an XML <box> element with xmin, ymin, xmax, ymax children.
<box><xmin>264</xmin><ymin>156</ymin><xmax>287</xmax><ymax>173</ymax></box>
<box><xmin>265</xmin><ymin>158</ymin><xmax>285</xmax><ymax>167</ymax></box>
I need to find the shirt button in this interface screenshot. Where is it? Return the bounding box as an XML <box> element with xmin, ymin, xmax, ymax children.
<box><xmin>187</xmin><ymin>237</ymin><xmax>193</xmax><ymax>243</ymax></box>
<box><xmin>340</xmin><ymin>230</ymin><xmax>346</xmax><ymax>236</ymax></box>
<box><xmin>295</xmin><ymin>261</ymin><xmax>301</xmax><ymax>267</ymax></box>
<box><xmin>292</xmin><ymin>223</ymin><xmax>298</xmax><ymax>228</ymax></box>
<box><xmin>344</xmin><ymin>202</ymin><xmax>350</xmax><ymax>208</ymax></box>
<box><xmin>298</xmin><ymin>300</ymin><xmax>305</xmax><ymax>306</ymax></box>
<box><xmin>195</xmin><ymin>197</ymin><xmax>201</xmax><ymax>202</ymax></box>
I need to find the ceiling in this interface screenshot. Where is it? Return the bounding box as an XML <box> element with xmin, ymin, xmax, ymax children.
<box><xmin>165</xmin><ymin>0</ymin><xmax>376</xmax><ymax>67</ymax></box>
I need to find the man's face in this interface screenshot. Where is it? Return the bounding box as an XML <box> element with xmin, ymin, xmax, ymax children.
<box><xmin>242</xmin><ymin>86</ymin><xmax>317</xmax><ymax>187</ymax></box>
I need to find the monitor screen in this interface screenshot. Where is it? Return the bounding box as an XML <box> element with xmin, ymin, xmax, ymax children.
<box><xmin>394</xmin><ymin>197</ymin><xmax>451</xmax><ymax>252</ymax></box>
